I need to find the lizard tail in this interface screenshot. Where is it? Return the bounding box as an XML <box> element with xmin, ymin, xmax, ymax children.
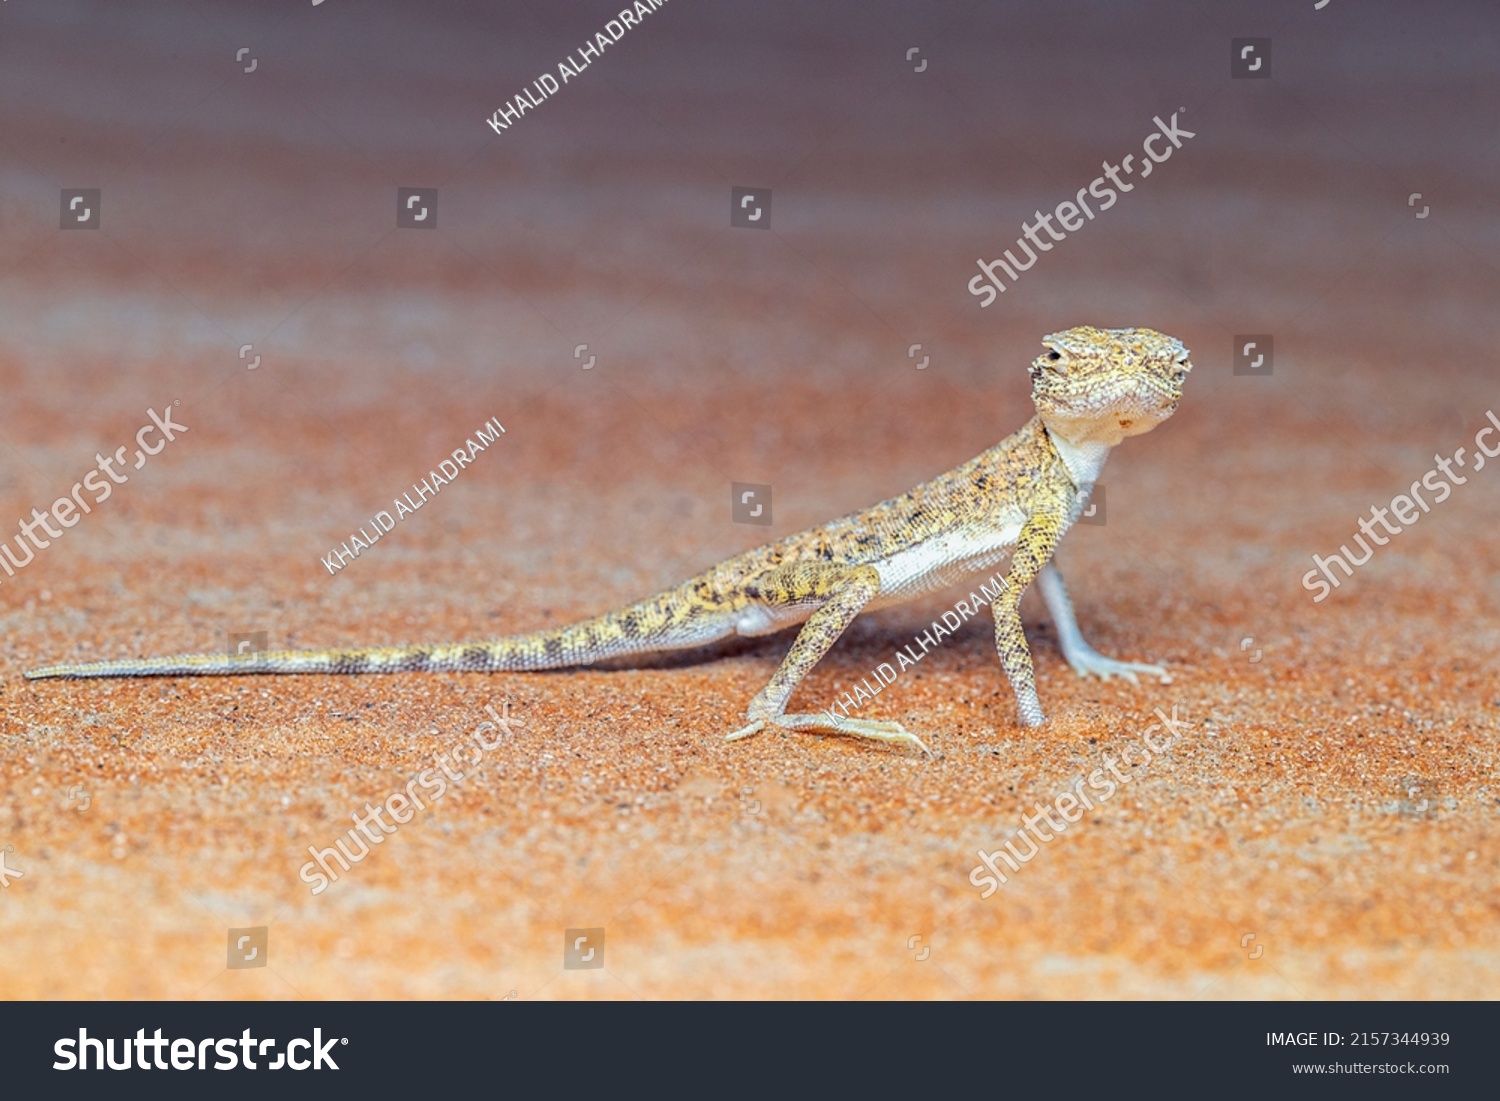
<box><xmin>24</xmin><ymin>589</ymin><xmax>734</xmax><ymax>680</ymax></box>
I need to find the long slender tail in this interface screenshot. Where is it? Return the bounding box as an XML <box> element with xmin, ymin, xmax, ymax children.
<box><xmin>24</xmin><ymin>586</ymin><xmax>738</xmax><ymax>680</ymax></box>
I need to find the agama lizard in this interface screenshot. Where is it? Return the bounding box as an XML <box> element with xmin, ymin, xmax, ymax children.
<box><xmin>27</xmin><ymin>325</ymin><xmax>1192</xmax><ymax>754</ymax></box>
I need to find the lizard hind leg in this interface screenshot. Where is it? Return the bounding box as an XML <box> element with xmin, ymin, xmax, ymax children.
<box><xmin>722</xmin><ymin>563</ymin><xmax>931</xmax><ymax>757</ymax></box>
<box><xmin>1037</xmin><ymin>562</ymin><xmax>1169</xmax><ymax>684</ymax></box>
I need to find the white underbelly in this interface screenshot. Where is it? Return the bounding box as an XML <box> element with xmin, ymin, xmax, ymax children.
<box><xmin>869</xmin><ymin>520</ymin><xmax>1023</xmax><ymax>607</ymax></box>
<box><xmin>731</xmin><ymin>519</ymin><xmax>1025</xmax><ymax>637</ymax></box>
<box><xmin>734</xmin><ymin>604</ymin><xmax>793</xmax><ymax>636</ymax></box>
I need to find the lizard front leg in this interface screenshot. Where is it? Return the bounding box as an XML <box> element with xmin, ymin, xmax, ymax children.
<box><xmin>724</xmin><ymin>563</ymin><xmax>931</xmax><ymax>755</ymax></box>
<box><xmin>993</xmin><ymin>502</ymin><xmax>1069</xmax><ymax>727</ymax></box>
<box><xmin>1037</xmin><ymin>561</ymin><xmax>1168</xmax><ymax>683</ymax></box>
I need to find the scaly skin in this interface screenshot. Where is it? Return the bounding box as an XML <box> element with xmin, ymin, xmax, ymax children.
<box><xmin>27</xmin><ymin>325</ymin><xmax>1193</xmax><ymax>755</ymax></box>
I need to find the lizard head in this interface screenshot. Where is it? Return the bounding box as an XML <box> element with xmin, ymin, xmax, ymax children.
<box><xmin>1028</xmin><ymin>325</ymin><xmax>1191</xmax><ymax>446</ymax></box>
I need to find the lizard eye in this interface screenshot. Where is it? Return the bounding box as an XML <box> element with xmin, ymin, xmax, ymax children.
<box><xmin>1047</xmin><ymin>351</ymin><xmax>1061</xmax><ymax>361</ymax></box>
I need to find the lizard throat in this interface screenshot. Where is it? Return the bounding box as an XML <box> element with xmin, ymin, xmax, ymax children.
<box><xmin>1043</xmin><ymin>426</ymin><xmax>1113</xmax><ymax>489</ymax></box>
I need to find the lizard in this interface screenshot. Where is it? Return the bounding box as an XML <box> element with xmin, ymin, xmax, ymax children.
<box><xmin>26</xmin><ymin>325</ymin><xmax>1192</xmax><ymax>755</ymax></box>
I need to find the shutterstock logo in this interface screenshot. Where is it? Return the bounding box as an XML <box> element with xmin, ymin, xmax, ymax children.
<box><xmin>731</xmin><ymin>186</ymin><xmax>771</xmax><ymax>229</ymax></box>
<box><xmin>396</xmin><ymin>187</ymin><xmax>436</xmax><ymax>228</ymax></box>
<box><xmin>564</xmin><ymin>927</ymin><xmax>605</xmax><ymax>969</ymax></box>
<box><xmin>54</xmin><ymin>1028</ymin><xmax>343</xmax><ymax>1070</ymax></box>
<box><xmin>969</xmin><ymin>112</ymin><xmax>1196</xmax><ymax>306</ymax></box>
<box><xmin>60</xmin><ymin>188</ymin><xmax>101</xmax><ymax>229</ymax></box>
<box><xmin>1233</xmin><ymin>334</ymin><xmax>1273</xmax><ymax>376</ymax></box>
<box><xmin>1231</xmin><ymin>38</ymin><xmax>1271</xmax><ymax>79</ymax></box>
<box><xmin>0</xmin><ymin>405</ymin><xmax>187</xmax><ymax>588</ymax></box>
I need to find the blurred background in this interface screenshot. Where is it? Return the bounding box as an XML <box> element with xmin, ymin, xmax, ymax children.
<box><xmin>0</xmin><ymin>0</ymin><xmax>1496</xmax><ymax>999</ymax></box>
<box><xmin>3</xmin><ymin>0</ymin><xmax>1497</xmax><ymax>575</ymax></box>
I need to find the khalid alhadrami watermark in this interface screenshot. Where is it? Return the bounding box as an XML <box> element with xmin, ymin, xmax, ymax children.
<box><xmin>822</xmin><ymin>571</ymin><xmax>1011</xmax><ymax>724</ymax></box>
<box><xmin>485</xmin><ymin>2</ymin><xmax>671</xmax><ymax>135</ymax></box>
<box><xmin>321</xmin><ymin>415</ymin><xmax>504</xmax><ymax>575</ymax></box>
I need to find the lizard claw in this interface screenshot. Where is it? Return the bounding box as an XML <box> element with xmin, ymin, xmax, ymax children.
<box><xmin>1064</xmin><ymin>648</ymin><xmax>1170</xmax><ymax>684</ymax></box>
<box><xmin>725</xmin><ymin>713</ymin><xmax>932</xmax><ymax>757</ymax></box>
<box><xmin>725</xmin><ymin>719</ymin><xmax>768</xmax><ymax>742</ymax></box>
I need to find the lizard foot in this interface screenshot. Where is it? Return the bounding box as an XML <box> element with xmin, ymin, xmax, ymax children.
<box><xmin>724</xmin><ymin>718</ymin><xmax>768</xmax><ymax>742</ymax></box>
<box><xmin>1063</xmin><ymin>646</ymin><xmax>1170</xmax><ymax>685</ymax></box>
<box><xmin>725</xmin><ymin>713</ymin><xmax>932</xmax><ymax>757</ymax></box>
